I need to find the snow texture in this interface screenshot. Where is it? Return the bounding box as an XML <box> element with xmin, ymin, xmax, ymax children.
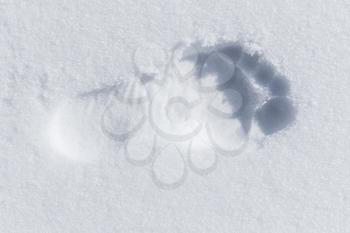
<box><xmin>1</xmin><ymin>0</ymin><xmax>350</xmax><ymax>232</ymax></box>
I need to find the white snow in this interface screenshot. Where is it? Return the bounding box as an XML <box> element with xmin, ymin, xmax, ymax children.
<box><xmin>1</xmin><ymin>0</ymin><xmax>350</xmax><ymax>232</ymax></box>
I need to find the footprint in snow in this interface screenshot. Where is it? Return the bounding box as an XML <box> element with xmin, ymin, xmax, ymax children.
<box><xmin>50</xmin><ymin>41</ymin><xmax>296</xmax><ymax>189</ymax></box>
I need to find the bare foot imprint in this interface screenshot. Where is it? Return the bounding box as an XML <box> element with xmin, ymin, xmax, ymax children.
<box><xmin>50</xmin><ymin>41</ymin><xmax>296</xmax><ymax>189</ymax></box>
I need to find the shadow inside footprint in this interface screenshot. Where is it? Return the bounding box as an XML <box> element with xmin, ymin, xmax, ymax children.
<box><xmin>256</xmin><ymin>97</ymin><xmax>296</xmax><ymax>135</ymax></box>
<box><xmin>184</xmin><ymin>41</ymin><xmax>296</xmax><ymax>136</ymax></box>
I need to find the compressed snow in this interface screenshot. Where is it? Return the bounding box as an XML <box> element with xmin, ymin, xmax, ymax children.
<box><xmin>1</xmin><ymin>0</ymin><xmax>350</xmax><ymax>232</ymax></box>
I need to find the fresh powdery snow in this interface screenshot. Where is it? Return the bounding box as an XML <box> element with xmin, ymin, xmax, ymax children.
<box><xmin>1</xmin><ymin>0</ymin><xmax>350</xmax><ymax>232</ymax></box>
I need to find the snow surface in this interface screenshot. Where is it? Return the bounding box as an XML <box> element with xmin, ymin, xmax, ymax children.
<box><xmin>1</xmin><ymin>0</ymin><xmax>350</xmax><ymax>232</ymax></box>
